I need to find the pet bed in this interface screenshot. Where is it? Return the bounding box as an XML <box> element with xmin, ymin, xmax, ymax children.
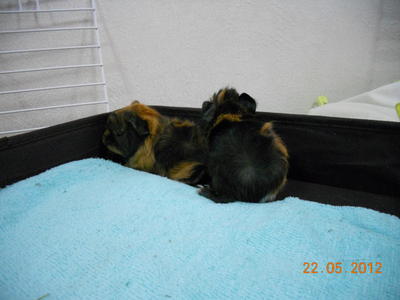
<box><xmin>1</xmin><ymin>106</ymin><xmax>399</xmax><ymax>215</ymax></box>
<box><xmin>1</xmin><ymin>107</ymin><xmax>400</xmax><ymax>299</ymax></box>
<box><xmin>1</xmin><ymin>158</ymin><xmax>399</xmax><ymax>299</ymax></box>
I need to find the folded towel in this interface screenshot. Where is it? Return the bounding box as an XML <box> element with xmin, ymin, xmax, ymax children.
<box><xmin>309</xmin><ymin>81</ymin><xmax>400</xmax><ymax>121</ymax></box>
<box><xmin>1</xmin><ymin>158</ymin><xmax>399</xmax><ymax>300</ymax></box>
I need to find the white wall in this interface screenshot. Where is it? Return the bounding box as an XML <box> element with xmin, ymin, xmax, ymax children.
<box><xmin>98</xmin><ymin>0</ymin><xmax>400</xmax><ymax>113</ymax></box>
<box><xmin>0</xmin><ymin>0</ymin><xmax>399</xmax><ymax>135</ymax></box>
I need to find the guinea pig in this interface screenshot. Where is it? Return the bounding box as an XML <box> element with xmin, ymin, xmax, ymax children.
<box><xmin>199</xmin><ymin>88</ymin><xmax>289</xmax><ymax>203</ymax></box>
<box><xmin>103</xmin><ymin>101</ymin><xmax>207</xmax><ymax>186</ymax></box>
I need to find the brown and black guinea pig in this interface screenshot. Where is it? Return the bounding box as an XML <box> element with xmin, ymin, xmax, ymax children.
<box><xmin>103</xmin><ymin>101</ymin><xmax>208</xmax><ymax>186</ymax></box>
<box><xmin>198</xmin><ymin>88</ymin><xmax>289</xmax><ymax>203</ymax></box>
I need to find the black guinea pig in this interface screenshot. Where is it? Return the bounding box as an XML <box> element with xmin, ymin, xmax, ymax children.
<box><xmin>199</xmin><ymin>88</ymin><xmax>289</xmax><ymax>203</ymax></box>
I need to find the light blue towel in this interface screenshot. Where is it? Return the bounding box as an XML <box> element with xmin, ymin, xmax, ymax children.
<box><xmin>0</xmin><ymin>158</ymin><xmax>399</xmax><ymax>300</ymax></box>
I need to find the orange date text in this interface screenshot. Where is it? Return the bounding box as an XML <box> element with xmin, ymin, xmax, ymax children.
<box><xmin>303</xmin><ymin>262</ymin><xmax>382</xmax><ymax>274</ymax></box>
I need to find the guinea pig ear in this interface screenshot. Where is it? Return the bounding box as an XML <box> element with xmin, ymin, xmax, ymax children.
<box><xmin>202</xmin><ymin>101</ymin><xmax>212</xmax><ymax>113</ymax></box>
<box><xmin>201</xmin><ymin>100</ymin><xmax>217</xmax><ymax>125</ymax></box>
<box><xmin>238</xmin><ymin>93</ymin><xmax>257</xmax><ymax>114</ymax></box>
<box><xmin>124</xmin><ymin>113</ymin><xmax>149</xmax><ymax>136</ymax></box>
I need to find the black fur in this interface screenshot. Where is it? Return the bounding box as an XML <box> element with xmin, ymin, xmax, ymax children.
<box><xmin>199</xmin><ymin>88</ymin><xmax>289</xmax><ymax>203</ymax></box>
<box><xmin>154</xmin><ymin>121</ymin><xmax>207</xmax><ymax>180</ymax></box>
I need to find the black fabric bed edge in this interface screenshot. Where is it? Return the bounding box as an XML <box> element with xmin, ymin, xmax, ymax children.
<box><xmin>1</xmin><ymin>106</ymin><xmax>399</xmax><ymax>216</ymax></box>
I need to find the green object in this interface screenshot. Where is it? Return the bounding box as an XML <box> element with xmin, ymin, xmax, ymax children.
<box><xmin>313</xmin><ymin>96</ymin><xmax>329</xmax><ymax>108</ymax></box>
<box><xmin>395</xmin><ymin>103</ymin><xmax>400</xmax><ymax>119</ymax></box>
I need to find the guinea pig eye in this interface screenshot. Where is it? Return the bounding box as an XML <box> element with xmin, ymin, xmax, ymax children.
<box><xmin>114</xmin><ymin>127</ymin><xmax>126</xmax><ymax>136</ymax></box>
<box><xmin>111</xmin><ymin>122</ymin><xmax>126</xmax><ymax>136</ymax></box>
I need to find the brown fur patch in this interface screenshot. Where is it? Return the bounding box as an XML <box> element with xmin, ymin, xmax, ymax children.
<box><xmin>259</xmin><ymin>122</ymin><xmax>289</xmax><ymax>158</ymax></box>
<box><xmin>125</xmin><ymin>136</ymin><xmax>157</xmax><ymax>172</ymax></box>
<box><xmin>259</xmin><ymin>122</ymin><xmax>273</xmax><ymax>136</ymax></box>
<box><xmin>171</xmin><ymin>118</ymin><xmax>194</xmax><ymax>128</ymax></box>
<box><xmin>216</xmin><ymin>88</ymin><xmax>227</xmax><ymax>104</ymax></box>
<box><xmin>116</xmin><ymin>101</ymin><xmax>162</xmax><ymax>136</ymax></box>
<box><xmin>168</xmin><ymin>161</ymin><xmax>201</xmax><ymax>181</ymax></box>
<box><xmin>130</xmin><ymin>102</ymin><xmax>162</xmax><ymax>136</ymax></box>
<box><xmin>274</xmin><ymin>136</ymin><xmax>289</xmax><ymax>158</ymax></box>
<box><xmin>214</xmin><ymin>113</ymin><xmax>242</xmax><ymax>126</ymax></box>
